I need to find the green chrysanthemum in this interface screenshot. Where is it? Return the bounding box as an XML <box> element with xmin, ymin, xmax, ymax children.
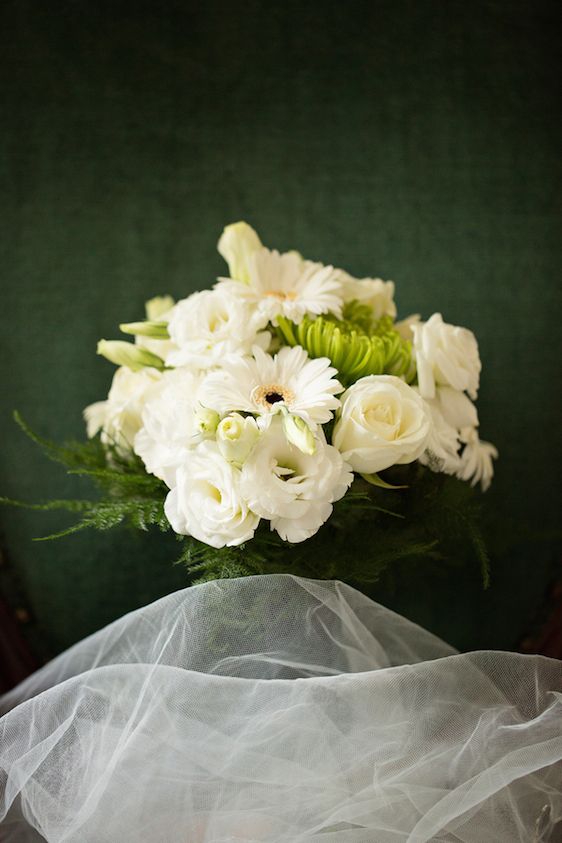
<box><xmin>277</xmin><ymin>310</ymin><xmax>416</xmax><ymax>386</ymax></box>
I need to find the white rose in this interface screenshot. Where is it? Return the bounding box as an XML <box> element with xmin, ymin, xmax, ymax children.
<box><xmin>412</xmin><ymin>313</ymin><xmax>481</xmax><ymax>400</ymax></box>
<box><xmin>333</xmin><ymin>375</ymin><xmax>431</xmax><ymax>474</ymax></box>
<box><xmin>164</xmin><ymin>441</ymin><xmax>259</xmax><ymax>547</ymax></box>
<box><xmin>84</xmin><ymin>366</ymin><xmax>162</xmax><ymax>457</ymax></box>
<box><xmin>337</xmin><ymin>270</ymin><xmax>397</xmax><ymax>320</ymax></box>
<box><xmin>133</xmin><ymin>368</ymin><xmax>205</xmax><ymax>487</ymax></box>
<box><xmin>240</xmin><ymin>417</ymin><xmax>353</xmax><ymax>543</ymax></box>
<box><xmin>165</xmin><ymin>289</ymin><xmax>270</xmax><ymax>369</ymax></box>
<box><xmin>216</xmin><ymin>413</ymin><xmax>260</xmax><ymax>466</ymax></box>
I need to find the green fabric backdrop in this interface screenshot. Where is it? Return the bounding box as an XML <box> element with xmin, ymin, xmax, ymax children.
<box><xmin>1</xmin><ymin>0</ymin><xmax>560</xmax><ymax>661</ymax></box>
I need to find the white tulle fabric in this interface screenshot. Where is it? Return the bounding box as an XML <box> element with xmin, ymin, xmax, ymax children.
<box><xmin>1</xmin><ymin>575</ymin><xmax>561</xmax><ymax>842</ymax></box>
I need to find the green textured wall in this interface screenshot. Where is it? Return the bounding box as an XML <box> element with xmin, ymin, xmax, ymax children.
<box><xmin>1</xmin><ymin>0</ymin><xmax>560</xmax><ymax>660</ymax></box>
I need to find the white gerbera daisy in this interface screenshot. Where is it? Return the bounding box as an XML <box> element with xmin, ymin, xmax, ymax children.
<box><xmin>199</xmin><ymin>345</ymin><xmax>344</xmax><ymax>429</ymax></box>
<box><xmin>216</xmin><ymin>247</ymin><xmax>344</xmax><ymax>325</ymax></box>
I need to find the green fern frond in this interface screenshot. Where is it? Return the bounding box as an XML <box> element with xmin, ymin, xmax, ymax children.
<box><xmin>5</xmin><ymin>415</ymin><xmax>491</xmax><ymax>591</ymax></box>
<box><xmin>32</xmin><ymin>497</ymin><xmax>169</xmax><ymax>541</ymax></box>
<box><xmin>13</xmin><ymin>411</ymin><xmax>107</xmax><ymax>470</ymax></box>
<box><xmin>5</xmin><ymin>414</ymin><xmax>170</xmax><ymax>539</ymax></box>
<box><xmin>0</xmin><ymin>496</ymin><xmax>94</xmax><ymax>513</ymax></box>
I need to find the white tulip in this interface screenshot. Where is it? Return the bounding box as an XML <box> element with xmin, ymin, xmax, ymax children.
<box><xmin>412</xmin><ymin>313</ymin><xmax>481</xmax><ymax>400</ymax></box>
<box><xmin>164</xmin><ymin>442</ymin><xmax>259</xmax><ymax>547</ymax></box>
<box><xmin>333</xmin><ymin>375</ymin><xmax>431</xmax><ymax>474</ymax></box>
<box><xmin>216</xmin><ymin>413</ymin><xmax>260</xmax><ymax>466</ymax></box>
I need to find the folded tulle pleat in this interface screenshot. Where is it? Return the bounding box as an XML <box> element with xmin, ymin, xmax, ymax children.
<box><xmin>1</xmin><ymin>575</ymin><xmax>561</xmax><ymax>842</ymax></box>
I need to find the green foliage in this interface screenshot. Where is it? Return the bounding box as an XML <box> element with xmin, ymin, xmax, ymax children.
<box><xmin>172</xmin><ymin>467</ymin><xmax>489</xmax><ymax>589</ymax></box>
<box><xmin>3</xmin><ymin>414</ymin><xmax>491</xmax><ymax>591</ymax></box>
<box><xmin>276</xmin><ymin>311</ymin><xmax>415</xmax><ymax>386</ymax></box>
<box><xmin>3</xmin><ymin>412</ymin><xmax>169</xmax><ymax>540</ymax></box>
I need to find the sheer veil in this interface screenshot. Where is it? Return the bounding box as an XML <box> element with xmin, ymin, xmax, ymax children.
<box><xmin>1</xmin><ymin>574</ymin><xmax>561</xmax><ymax>841</ymax></box>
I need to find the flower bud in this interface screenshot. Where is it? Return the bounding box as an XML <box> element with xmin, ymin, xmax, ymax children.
<box><xmin>97</xmin><ymin>340</ymin><xmax>165</xmax><ymax>371</ymax></box>
<box><xmin>145</xmin><ymin>295</ymin><xmax>175</xmax><ymax>320</ymax></box>
<box><xmin>217</xmin><ymin>221</ymin><xmax>262</xmax><ymax>284</ymax></box>
<box><xmin>281</xmin><ymin>412</ymin><xmax>316</xmax><ymax>455</ymax></box>
<box><xmin>194</xmin><ymin>406</ymin><xmax>220</xmax><ymax>437</ymax></box>
<box><xmin>119</xmin><ymin>321</ymin><xmax>170</xmax><ymax>339</ymax></box>
<box><xmin>217</xmin><ymin>413</ymin><xmax>260</xmax><ymax>466</ymax></box>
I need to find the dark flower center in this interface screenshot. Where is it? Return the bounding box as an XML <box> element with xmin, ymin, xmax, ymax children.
<box><xmin>265</xmin><ymin>392</ymin><xmax>284</xmax><ymax>405</ymax></box>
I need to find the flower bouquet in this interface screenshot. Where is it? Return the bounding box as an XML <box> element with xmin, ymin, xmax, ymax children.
<box><xmin>7</xmin><ymin>222</ymin><xmax>497</xmax><ymax>587</ymax></box>
<box><xmin>6</xmin><ymin>226</ymin><xmax>562</xmax><ymax>843</ymax></box>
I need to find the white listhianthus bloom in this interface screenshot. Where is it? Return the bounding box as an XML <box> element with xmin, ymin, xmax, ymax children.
<box><xmin>456</xmin><ymin>428</ymin><xmax>498</xmax><ymax>492</ymax></box>
<box><xmin>165</xmin><ymin>289</ymin><xmax>270</xmax><ymax>369</ymax></box>
<box><xmin>412</xmin><ymin>313</ymin><xmax>481</xmax><ymax>400</ymax></box>
<box><xmin>199</xmin><ymin>345</ymin><xmax>343</xmax><ymax>429</ymax></box>
<box><xmin>164</xmin><ymin>441</ymin><xmax>260</xmax><ymax>547</ymax></box>
<box><xmin>419</xmin><ymin>387</ymin><xmax>479</xmax><ymax>475</ymax></box>
<box><xmin>337</xmin><ymin>270</ymin><xmax>397</xmax><ymax>320</ymax></box>
<box><xmin>333</xmin><ymin>375</ymin><xmax>431</xmax><ymax>475</ymax></box>
<box><xmin>218</xmin><ymin>221</ymin><xmax>263</xmax><ymax>284</ymax></box>
<box><xmin>133</xmin><ymin>368</ymin><xmax>206</xmax><ymax>487</ymax></box>
<box><xmin>216</xmin><ymin>247</ymin><xmax>344</xmax><ymax>326</ymax></box>
<box><xmin>216</xmin><ymin>413</ymin><xmax>260</xmax><ymax>467</ymax></box>
<box><xmin>240</xmin><ymin>417</ymin><xmax>353</xmax><ymax>543</ymax></box>
<box><xmin>84</xmin><ymin>366</ymin><xmax>162</xmax><ymax>457</ymax></box>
